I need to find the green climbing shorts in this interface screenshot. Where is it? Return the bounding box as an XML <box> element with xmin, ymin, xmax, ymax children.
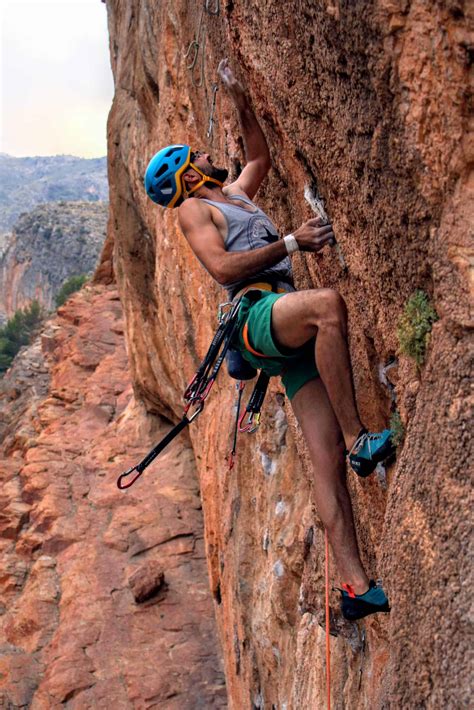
<box><xmin>233</xmin><ymin>291</ymin><xmax>319</xmax><ymax>400</ymax></box>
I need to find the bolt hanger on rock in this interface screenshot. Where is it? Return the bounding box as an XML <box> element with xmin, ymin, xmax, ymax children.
<box><xmin>207</xmin><ymin>82</ymin><xmax>219</xmax><ymax>139</ymax></box>
<box><xmin>304</xmin><ymin>183</ymin><xmax>347</xmax><ymax>271</ymax></box>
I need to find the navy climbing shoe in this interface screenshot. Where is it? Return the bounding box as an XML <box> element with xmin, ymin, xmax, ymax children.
<box><xmin>339</xmin><ymin>580</ymin><xmax>390</xmax><ymax>621</ymax></box>
<box><xmin>347</xmin><ymin>428</ymin><xmax>395</xmax><ymax>477</ymax></box>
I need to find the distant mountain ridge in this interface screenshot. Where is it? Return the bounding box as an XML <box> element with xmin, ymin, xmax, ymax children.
<box><xmin>0</xmin><ymin>154</ymin><xmax>108</xmax><ymax>233</ymax></box>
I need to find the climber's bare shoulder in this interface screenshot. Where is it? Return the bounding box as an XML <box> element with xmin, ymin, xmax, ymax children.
<box><xmin>178</xmin><ymin>197</ymin><xmax>215</xmax><ymax>239</ymax></box>
<box><xmin>178</xmin><ymin>196</ymin><xmax>211</xmax><ymax>222</ymax></box>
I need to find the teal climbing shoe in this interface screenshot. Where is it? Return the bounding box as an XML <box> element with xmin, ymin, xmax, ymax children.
<box><xmin>339</xmin><ymin>580</ymin><xmax>390</xmax><ymax>621</ymax></box>
<box><xmin>347</xmin><ymin>428</ymin><xmax>395</xmax><ymax>477</ymax></box>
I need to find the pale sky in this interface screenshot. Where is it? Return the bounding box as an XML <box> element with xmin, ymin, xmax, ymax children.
<box><xmin>0</xmin><ymin>0</ymin><xmax>114</xmax><ymax>157</ymax></box>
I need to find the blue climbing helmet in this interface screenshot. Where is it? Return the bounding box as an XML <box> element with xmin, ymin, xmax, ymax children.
<box><xmin>144</xmin><ymin>144</ymin><xmax>224</xmax><ymax>209</ymax></box>
<box><xmin>144</xmin><ymin>144</ymin><xmax>191</xmax><ymax>208</ymax></box>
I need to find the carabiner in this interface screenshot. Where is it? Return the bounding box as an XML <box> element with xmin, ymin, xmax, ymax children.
<box><xmin>217</xmin><ymin>301</ymin><xmax>234</xmax><ymax>323</ymax></box>
<box><xmin>184</xmin><ymin>399</ymin><xmax>204</xmax><ymax>422</ymax></box>
<box><xmin>117</xmin><ymin>465</ymin><xmax>144</xmax><ymax>490</ymax></box>
<box><xmin>238</xmin><ymin>410</ymin><xmax>261</xmax><ymax>434</ymax></box>
<box><xmin>205</xmin><ymin>0</ymin><xmax>220</xmax><ymax>15</ymax></box>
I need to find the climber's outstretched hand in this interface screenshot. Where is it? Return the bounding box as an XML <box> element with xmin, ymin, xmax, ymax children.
<box><xmin>218</xmin><ymin>58</ymin><xmax>245</xmax><ymax>99</ymax></box>
<box><xmin>293</xmin><ymin>217</ymin><xmax>335</xmax><ymax>253</ymax></box>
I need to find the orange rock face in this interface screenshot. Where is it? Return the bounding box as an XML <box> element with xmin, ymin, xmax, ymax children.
<box><xmin>0</xmin><ymin>286</ymin><xmax>225</xmax><ymax>708</ymax></box>
<box><xmin>2</xmin><ymin>1</ymin><xmax>471</xmax><ymax>707</ymax></box>
<box><xmin>103</xmin><ymin>0</ymin><xmax>472</xmax><ymax>707</ymax></box>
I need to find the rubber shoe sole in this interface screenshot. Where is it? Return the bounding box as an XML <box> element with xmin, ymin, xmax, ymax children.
<box><xmin>340</xmin><ymin>581</ymin><xmax>390</xmax><ymax>621</ymax></box>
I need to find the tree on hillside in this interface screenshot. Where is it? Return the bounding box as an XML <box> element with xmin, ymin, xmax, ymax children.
<box><xmin>55</xmin><ymin>274</ymin><xmax>89</xmax><ymax>307</ymax></box>
<box><xmin>0</xmin><ymin>301</ymin><xmax>45</xmax><ymax>374</ymax></box>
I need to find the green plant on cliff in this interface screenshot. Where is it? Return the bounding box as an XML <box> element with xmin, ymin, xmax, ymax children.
<box><xmin>55</xmin><ymin>274</ymin><xmax>89</xmax><ymax>307</ymax></box>
<box><xmin>0</xmin><ymin>301</ymin><xmax>45</xmax><ymax>374</ymax></box>
<box><xmin>389</xmin><ymin>410</ymin><xmax>405</xmax><ymax>447</ymax></box>
<box><xmin>397</xmin><ymin>290</ymin><xmax>438</xmax><ymax>366</ymax></box>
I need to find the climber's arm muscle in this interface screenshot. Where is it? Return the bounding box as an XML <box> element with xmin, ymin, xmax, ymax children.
<box><xmin>178</xmin><ymin>200</ymin><xmax>228</xmax><ymax>284</ymax></box>
<box><xmin>179</xmin><ymin>199</ymin><xmax>290</xmax><ymax>286</ymax></box>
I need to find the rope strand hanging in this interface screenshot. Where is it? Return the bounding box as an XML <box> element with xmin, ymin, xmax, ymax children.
<box><xmin>184</xmin><ymin>0</ymin><xmax>220</xmax><ymax>88</ymax></box>
<box><xmin>184</xmin><ymin>1</ymin><xmax>221</xmax><ymax>137</ymax></box>
<box><xmin>325</xmin><ymin>530</ymin><xmax>331</xmax><ymax>710</ymax></box>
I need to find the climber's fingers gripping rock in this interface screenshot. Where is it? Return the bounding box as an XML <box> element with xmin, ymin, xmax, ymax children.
<box><xmin>218</xmin><ymin>58</ymin><xmax>245</xmax><ymax>97</ymax></box>
<box><xmin>293</xmin><ymin>217</ymin><xmax>335</xmax><ymax>253</ymax></box>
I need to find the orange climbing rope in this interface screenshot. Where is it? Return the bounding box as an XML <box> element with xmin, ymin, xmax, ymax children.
<box><xmin>325</xmin><ymin>530</ymin><xmax>331</xmax><ymax>710</ymax></box>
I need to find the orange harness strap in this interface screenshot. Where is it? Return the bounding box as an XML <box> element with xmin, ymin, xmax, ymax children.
<box><xmin>242</xmin><ymin>322</ymin><xmax>269</xmax><ymax>358</ymax></box>
<box><xmin>239</xmin><ymin>284</ymin><xmax>287</xmax><ymax>359</ymax></box>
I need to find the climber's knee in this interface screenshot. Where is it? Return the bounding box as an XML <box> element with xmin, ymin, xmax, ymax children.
<box><xmin>310</xmin><ymin>289</ymin><xmax>347</xmax><ymax>329</ymax></box>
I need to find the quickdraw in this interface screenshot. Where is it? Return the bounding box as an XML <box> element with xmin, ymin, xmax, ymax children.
<box><xmin>117</xmin><ymin>296</ymin><xmax>270</xmax><ymax>489</ymax></box>
<box><xmin>117</xmin><ymin>298</ymin><xmax>242</xmax><ymax>489</ymax></box>
<box><xmin>238</xmin><ymin>371</ymin><xmax>269</xmax><ymax>433</ymax></box>
<box><xmin>184</xmin><ymin>4</ymin><xmax>207</xmax><ymax>88</ymax></box>
<box><xmin>228</xmin><ymin>380</ymin><xmax>246</xmax><ymax>470</ymax></box>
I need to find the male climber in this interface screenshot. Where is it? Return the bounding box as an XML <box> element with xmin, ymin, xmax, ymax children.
<box><xmin>144</xmin><ymin>60</ymin><xmax>394</xmax><ymax>620</ymax></box>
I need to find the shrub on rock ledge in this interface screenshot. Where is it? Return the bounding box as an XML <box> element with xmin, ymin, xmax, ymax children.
<box><xmin>397</xmin><ymin>290</ymin><xmax>438</xmax><ymax>366</ymax></box>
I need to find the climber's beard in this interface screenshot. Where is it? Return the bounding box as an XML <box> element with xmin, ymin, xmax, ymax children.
<box><xmin>204</xmin><ymin>164</ymin><xmax>229</xmax><ymax>185</ymax></box>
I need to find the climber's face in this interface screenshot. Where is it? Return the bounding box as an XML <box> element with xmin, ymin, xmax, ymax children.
<box><xmin>190</xmin><ymin>150</ymin><xmax>211</xmax><ymax>167</ymax></box>
<box><xmin>190</xmin><ymin>151</ymin><xmax>229</xmax><ymax>184</ymax></box>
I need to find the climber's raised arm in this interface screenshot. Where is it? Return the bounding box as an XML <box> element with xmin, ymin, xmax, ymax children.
<box><xmin>218</xmin><ymin>59</ymin><xmax>271</xmax><ymax>200</ymax></box>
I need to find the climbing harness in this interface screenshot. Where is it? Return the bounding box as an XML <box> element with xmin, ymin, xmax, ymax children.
<box><xmin>117</xmin><ymin>293</ymin><xmax>270</xmax><ymax>489</ymax></box>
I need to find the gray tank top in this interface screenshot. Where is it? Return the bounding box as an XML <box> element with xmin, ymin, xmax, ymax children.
<box><xmin>199</xmin><ymin>194</ymin><xmax>294</xmax><ymax>297</ymax></box>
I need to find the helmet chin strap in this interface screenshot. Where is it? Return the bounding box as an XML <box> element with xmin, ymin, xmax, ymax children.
<box><xmin>183</xmin><ymin>162</ymin><xmax>224</xmax><ymax>197</ymax></box>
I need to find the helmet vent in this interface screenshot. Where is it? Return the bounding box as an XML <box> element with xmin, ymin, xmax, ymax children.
<box><xmin>165</xmin><ymin>147</ymin><xmax>181</xmax><ymax>157</ymax></box>
<box><xmin>154</xmin><ymin>164</ymin><xmax>168</xmax><ymax>178</ymax></box>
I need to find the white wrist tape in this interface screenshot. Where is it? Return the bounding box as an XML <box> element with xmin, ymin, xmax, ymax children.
<box><xmin>283</xmin><ymin>233</ymin><xmax>299</xmax><ymax>255</ymax></box>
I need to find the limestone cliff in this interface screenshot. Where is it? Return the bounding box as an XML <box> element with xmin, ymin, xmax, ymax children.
<box><xmin>0</xmin><ymin>285</ymin><xmax>226</xmax><ymax>707</ymax></box>
<box><xmin>103</xmin><ymin>0</ymin><xmax>472</xmax><ymax>708</ymax></box>
<box><xmin>0</xmin><ymin>202</ymin><xmax>108</xmax><ymax>323</ymax></box>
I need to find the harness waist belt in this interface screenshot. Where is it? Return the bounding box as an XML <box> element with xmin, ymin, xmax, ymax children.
<box><xmin>232</xmin><ymin>281</ymin><xmax>288</xmax><ymax>301</ymax></box>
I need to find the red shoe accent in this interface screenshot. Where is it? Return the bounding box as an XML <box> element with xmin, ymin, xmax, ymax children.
<box><xmin>342</xmin><ymin>583</ymin><xmax>356</xmax><ymax>598</ymax></box>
